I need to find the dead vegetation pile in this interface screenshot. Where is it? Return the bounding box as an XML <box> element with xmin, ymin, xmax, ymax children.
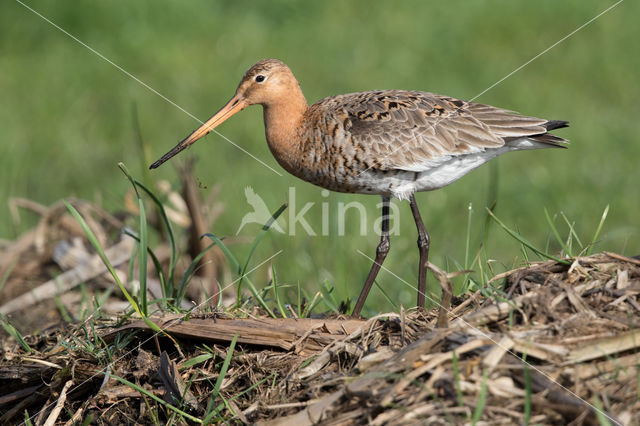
<box><xmin>1</xmin><ymin>193</ymin><xmax>639</xmax><ymax>425</ymax></box>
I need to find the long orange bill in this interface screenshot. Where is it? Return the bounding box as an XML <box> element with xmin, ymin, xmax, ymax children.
<box><xmin>149</xmin><ymin>95</ymin><xmax>247</xmax><ymax>169</ymax></box>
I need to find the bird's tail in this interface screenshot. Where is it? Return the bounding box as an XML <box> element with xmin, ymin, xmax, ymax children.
<box><xmin>529</xmin><ymin>120</ymin><xmax>570</xmax><ymax>148</ymax></box>
<box><xmin>506</xmin><ymin>120</ymin><xmax>569</xmax><ymax>149</ymax></box>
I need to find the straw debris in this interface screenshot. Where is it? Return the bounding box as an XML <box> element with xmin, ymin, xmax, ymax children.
<box><xmin>1</xmin><ymin>196</ymin><xmax>639</xmax><ymax>424</ymax></box>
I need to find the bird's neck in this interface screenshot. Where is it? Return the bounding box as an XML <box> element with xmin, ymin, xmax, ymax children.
<box><xmin>262</xmin><ymin>87</ymin><xmax>308</xmax><ymax>174</ymax></box>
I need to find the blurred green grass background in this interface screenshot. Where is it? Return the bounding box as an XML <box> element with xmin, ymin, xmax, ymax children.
<box><xmin>1</xmin><ymin>1</ymin><xmax>638</xmax><ymax>314</ymax></box>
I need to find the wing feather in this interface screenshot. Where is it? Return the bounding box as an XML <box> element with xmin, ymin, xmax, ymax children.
<box><xmin>307</xmin><ymin>90</ymin><xmax>567</xmax><ymax>173</ymax></box>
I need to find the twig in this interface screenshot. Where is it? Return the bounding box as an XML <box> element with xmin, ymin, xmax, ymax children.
<box><xmin>43</xmin><ymin>380</ymin><xmax>73</xmax><ymax>426</ymax></box>
<box><xmin>604</xmin><ymin>251</ymin><xmax>640</xmax><ymax>266</ymax></box>
<box><xmin>263</xmin><ymin>399</ymin><xmax>321</xmax><ymax>410</ymax></box>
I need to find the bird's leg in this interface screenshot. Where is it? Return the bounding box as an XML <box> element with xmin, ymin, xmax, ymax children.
<box><xmin>353</xmin><ymin>196</ymin><xmax>391</xmax><ymax>316</ymax></box>
<box><xmin>409</xmin><ymin>194</ymin><xmax>429</xmax><ymax>310</ymax></box>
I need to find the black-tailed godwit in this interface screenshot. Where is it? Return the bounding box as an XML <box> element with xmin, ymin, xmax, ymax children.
<box><xmin>150</xmin><ymin>59</ymin><xmax>568</xmax><ymax>316</ymax></box>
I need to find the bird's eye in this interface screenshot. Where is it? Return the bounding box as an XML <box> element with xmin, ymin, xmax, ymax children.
<box><xmin>255</xmin><ymin>75</ymin><xmax>266</xmax><ymax>83</ymax></box>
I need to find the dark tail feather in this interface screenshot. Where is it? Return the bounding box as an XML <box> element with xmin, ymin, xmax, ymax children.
<box><xmin>544</xmin><ymin>120</ymin><xmax>569</xmax><ymax>131</ymax></box>
<box><xmin>529</xmin><ymin>133</ymin><xmax>568</xmax><ymax>148</ymax></box>
<box><xmin>528</xmin><ymin>120</ymin><xmax>569</xmax><ymax>148</ymax></box>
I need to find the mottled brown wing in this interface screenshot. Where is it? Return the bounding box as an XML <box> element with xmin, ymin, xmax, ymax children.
<box><xmin>321</xmin><ymin>90</ymin><xmax>551</xmax><ymax>172</ymax></box>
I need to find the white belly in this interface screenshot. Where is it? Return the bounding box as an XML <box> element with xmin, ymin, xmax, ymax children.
<box><xmin>351</xmin><ymin>138</ymin><xmax>548</xmax><ymax>200</ymax></box>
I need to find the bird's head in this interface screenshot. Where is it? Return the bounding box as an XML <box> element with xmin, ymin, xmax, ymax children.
<box><xmin>236</xmin><ymin>59</ymin><xmax>300</xmax><ymax>106</ymax></box>
<box><xmin>149</xmin><ymin>59</ymin><xmax>299</xmax><ymax>169</ymax></box>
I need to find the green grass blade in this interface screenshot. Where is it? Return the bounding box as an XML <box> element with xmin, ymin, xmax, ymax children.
<box><xmin>464</xmin><ymin>202</ymin><xmax>473</xmax><ymax>270</ymax></box>
<box><xmin>524</xmin><ymin>364</ymin><xmax>532</xmax><ymax>425</ymax></box>
<box><xmin>24</xmin><ymin>410</ymin><xmax>33</xmax><ymax>426</ymax></box>
<box><xmin>127</xmin><ymin>241</ymin><xmax>138</xmax><ymax>290</ymax></box>
<box><xmin>519</xmin><ymin>236</ymin><xmax>530</xmax><ymax>263</ymax></box>
<box><xmin>135</xmin><ymin>196</ymin><xmax>149</xmax><ymax>314</ymax></box>
<box><xmin>181</xmin><ymin>353</ymin><xmax>215</xmax><ymax>370</ymax></box>
<box><xmin>0</xmin><ymin>314</ymin><xmax>33</xmax><ymax>353</ymax></box>
<box><xmin>297</xmin><ymin>281</ymin><xmax>303</xmax><ymax>318</ymax></box>
<box><xmin>54</xmin><ymin>294</ymin><xmax>73</xmax><ymax>323</ymax></box>
<box><xmin>243</xmin><ymin>280</ymin><xmax>276</xmax><ymax>317</ymax></box>
<box><xmin>237</xmin><ymin>203</ymin><xmax>287</xmax><ymax>298</ymax></box>
<box><xmin>374</xmin><ymin>279</ymin><xmax>399</xmax><ymax>312</ymax></box>
<box><xmin>206</xmin><ymin>372</ymin><xmax>276</xmax><ymax>422</ymax></box>
<box><xmin>471</xmin><ymin>368</ymin><xmax>488</xmax><ymax>425</ymax></box>
<box><xmin>543</xmin><ymin>230</ymin><xmax>552</xmax><ymax>256</ymax></box>
<box><xmin>586</xmin><ymin>204</ymin><xmax>609</xmax><ymax>256</ymax></box>
<box><xmin>302</xmin><ymin>290</ymin><xmax>322</xmax><ymax>318</ymax></box>
<box><xmin>544</xmin><ymin>208</ymin><xmax>571</xmax><ymax>256</ymax></box>
<box><xmin>481</xmin><ymin>200</ymin><xmax>497</xmax><ymax>251</ymax></box>
<box><xmin>65</xmin><ymin>201</ymin><xmax>141</xmax><ymax>316</ymax></box>
<box><xmin>204</xmin><ymin>233</ymin><xmax>275</xmax><ymax>317</ymax></box>
<box><xmin>271</xmin><ymin>265</ymin><xmax>287</xmax><ymax>318</ymax></box>
<box><xmin>0</xmin><ymin>258</ymin><xmax>17</xmax><ymax>294</ymax></box>
<box><xmin>123</xmin><ymin>229</ymin><xmax>167</xmax><ymax>301</ymax></box>
<box><xmin>175</xmin><ymin>241</ymin><xmax>217</xmax><ymax>305</ymax></box>
<box><xmin>560</xmin><ymin>211</ymin><xmax>583</xmax><ymax>251</ymax></box>
<box><xmin>204</xmin><ymin>334</ymin><xmax>238</xmax><ymax>422</ymax></box>
<box><xmin>203</xmin><ymin>233</ymin><xmax>241</xmax><ymax>273</ymax></box>
<box><xmin>477</xmin><ymin>247</ymin><xmax>488</xmax><ymax>288</ymax></box>
<box><xmin>319</xmin><ymin>281</ymin><xmax>339</xmax><ymax>314</ymax></box>
<box><xmin>487</xmin><ymin>208</ymin><xmax>568</xmax><ymax>264</ymax></box>
<box><xmin>217</xmin><ymin>394</ymin><xmax>235</xmax><ymax>420</ymax></box>
<box><xmin>118</xmin><ymin>163</ymin><xmax>148</xmax><ymax>315</ymax></box>
<box><xmin>65</xmin><ymin>201</ymin><xmax>169</xmax><ymax>337</ymax></box>
<box><xmin>451</xmin><ymin>350</ymin><xmax>463</xmax><ymax>407</ymax></box>
<box><xmin>592</xmin><ymin>396</ymin><xmax>613</xmax><ymax>426</ymax></box>
<box><xmin>133</xmin><ymin>178</ymin><xmax>178</xmax><ymax>295</ymax></box>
